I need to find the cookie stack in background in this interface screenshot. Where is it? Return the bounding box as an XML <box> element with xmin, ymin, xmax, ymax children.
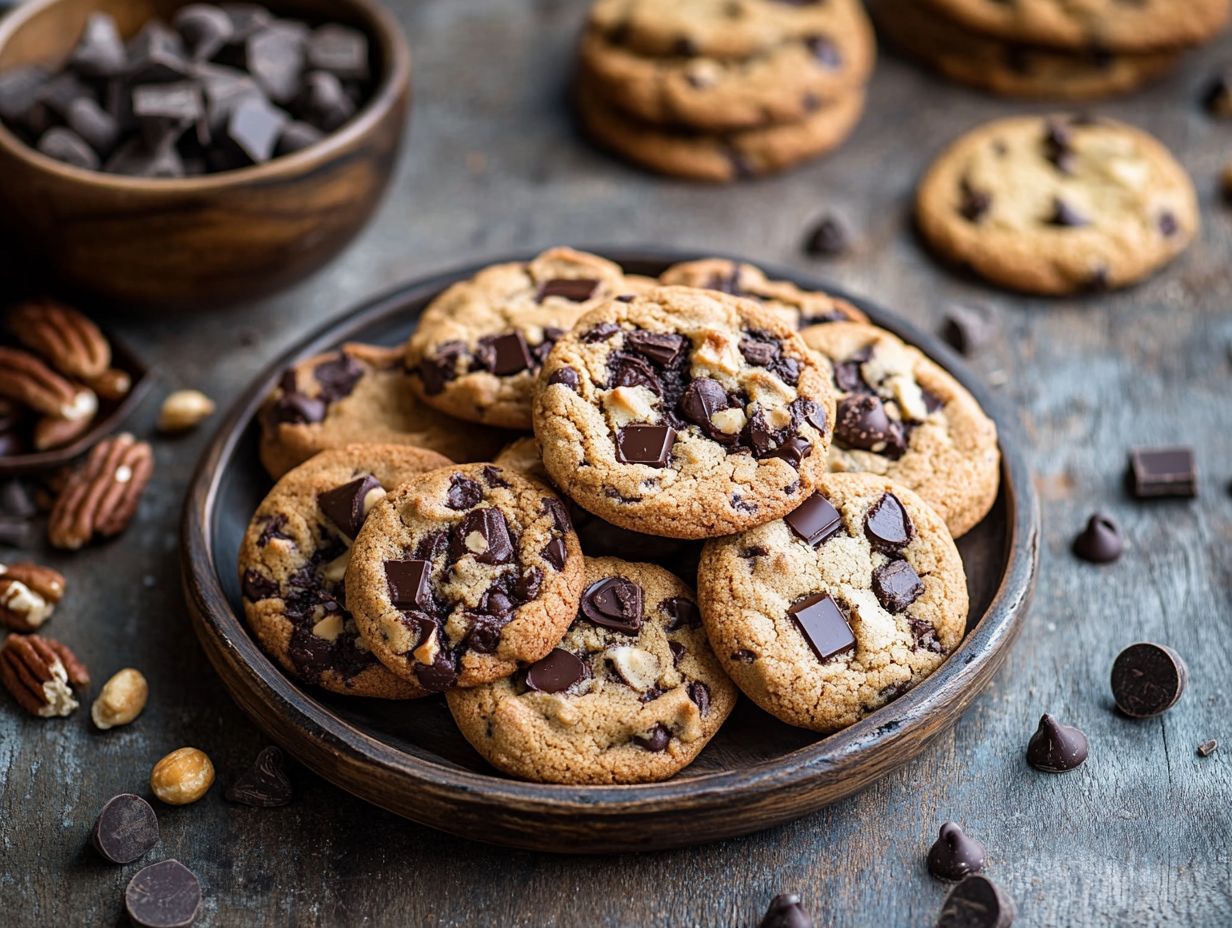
<box><xmin>574</xmin><ymin>0</ymin><xmax>875</xmax><ymax>181</ymax></box>
<box><xmin>871</xmin><ymin>0</ymin><xmax>1230</xmax><ymax>100</ymax></box>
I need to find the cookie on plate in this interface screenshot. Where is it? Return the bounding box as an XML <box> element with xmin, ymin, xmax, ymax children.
<box><xmin>533</xmin><ymin>285</ymin><xmax>836</xmax><ymax>539</ymax></box>
<box><xmin>800</xmin><ymin>322</ymin><xmax>999</xmax><ymax>538</ymax></box>
<box><xmin>916</xmin><ymin>114</ymin><xmax>1198</xmax><ymax>294</ymax></box>
<box><xmin>698</xmin><ymin>473</ymin><xmax>968</xmax><ymax>733</ymax></box>
<box><xmin>238</xmin><ymin>444</ymin><xmax>452</xmax><ymax>699</ymax></box>
<box><xmin>659</xmin><ymin>258</ymin><xmax>868</xmax><ymax>329</ymax></box>
<box><xmin>258</xmin><ymin>343</ymin><xmax>509</xmax><ymax>479</ymax></box>
<box><xmin>346</xmin><ymin>463</ymin><xmax>585</xmax><ymax>692</ymax></box>
<box><xmin>446</xmin><ymin>556</ymin><xmax>738</xmax><ymax>784</ymax></box>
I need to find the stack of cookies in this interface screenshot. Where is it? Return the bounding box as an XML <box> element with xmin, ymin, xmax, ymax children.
<box><xmin>574</xmin><ymin>0</ymin><xmax>875</xmax><ymax>181</ymax></box>
<box><xmin>871</xmin><ymin>0</ymin><xmax>1229</xmax><ymax>100</ymax></box>
<box><xmin>243</xmin><ymin>248</ymin><xmax>1001</xmax><ymax>785</ymax></box>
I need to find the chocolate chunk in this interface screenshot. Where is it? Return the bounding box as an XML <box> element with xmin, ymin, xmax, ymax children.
<box><xmin>126</xmin><ymin>22</ymin><xmax>192</xmax><ymax>84</ymax></box>
<box><xmin>67</xmin><ymin>97</ymin><xmax>120</xmax><ymax>154</ymax></box>
<box><xmin>927</xmin><ymin>822</ymin><xmax>987</xmax><ymax>882</ymax></box>
<box><xmin>785</xmin><ymin>493</ymin><xmax>842</xmax><ymax>546</ymax></box>
<box><xmin>133</xmin><ymin>82</ymin><xmax>204</xmax><ymax>136</ymax></box>
<box><xmin>936</xmin><ymin>875</ymin><xmax>1016</xmax><ymax>928</ymax></box>
<box><xmin>548</xmin><ymin>366</ymin><xmax>580</xmax><ymax>392</ymax></box>
<box><xmin>446</xmin><ymin>475</ymin><xmax>482</xmax><ymax>510</ymax></box>
<box><xmin>805</xmin><ymin>34</ymin><xmax>841</xmax><ymax>68</ymax></box>
<box><xmin>581</xmin><ymin>321</ymin><xmax>620</xmax><ymax>342</ymax></box>
<box><xmin>222</xmin><ymin>3</ymin><xmax>273</xmax><ymax>39</ymax></box>
<box><xmin>419</xmin><ymin>341</ymin><xmax>465</xmax><ymax>394</ymax></box>
<box><xmin>275</xmin><ymin>119</ymin><xmax>323</xmax><ymax>155</ymax></box>
<box><xmin>803</xmin><ymin>213</ymin><xmax>850</xmax><ymax>257</ymax></box>
<box><xmin>959</xmin><ymin>177</ymin><xmax>991</xmax><ymax>222</ymax></box>
<box><xmin>227</xmin><ymin>94</ymin><xmax>288</xmax><ymax>163</ymax></box>
<box><xmin>1157</xmin><ymin>209</ymin><xmax>1179</xmax><ymax>237</ymax></box>
<box><xmin>296</xmin><ymin>69</ymin><xmax>354</xmax><ymax>131</ymax></box>
<box><xmin>247</xmin><ymin>23</ymin><xmax>305</xmax><ymax>104</ymax></box>
<box><xmin>91</xmin><ymin>794</ymin><xmax>159</xmax><ymax>864</ymax></box>
<box><xmin>1043</xmin><ymin>117</ymin><xmax>1075</xmax><ymax>174</ymax></box>
<box><xmin>626</xmin><ymin>330</ymin><xmax>686</xmax><ymax>366</ymax></box>
<box><xmin>242</xmin><ymin>568</ymin><xmax>278</xmax><ymax>601</ymax></box>
<box><xmin>632</xmin><ymin>723</ymin><xmax>670</xmax><ymax>752</ymax></box>
<box><xmin>174</xmin><ymin>5</ymin><xmax>235</xmax><ymax>60</ymax></box>
<box><xmin>615</xmin><ymin>424</ymin><xmax>675</xmax><ymax>467</ymax></box>
<box><xmin>542</xmin><ymin>497</ymin><xmax>572</xmax><ymax>533</ymax></box>
<box><xmin>307</xmin><ymin>24</ymin><xmax>370</xmax><ymax>81</ymax></box>
<box><xmin>872</xmin><ymin>559</ymin><xmax>923</xmax><ymax>613</ymax></box>
<box><xmin>541</xmin><ymin>537</ymin><xmax>568</xmax><ymax>570</ymax></box>
<box><xmin>385</xmin><ymin>559</ymin><xmax>431</xmax><ymax>610</ymax></box>
<box><xmin>788</xmin><ymin>592</ymin><xmax>855</xmax><ymax>663</ymax></box>
<box><xmin>662</xmin><ymin>596</ymin><xmax>701</xmax><ymax>630</ymax></box>
<box><xmin>37</xmin><ymin>128</ymin><xmax>99</xmax><ymax>170</ymax></box>
<box><xmin>687</xmin><ymin>681</ymin><xmax>710</xmax><ymax>715</ymax></box>
<box><xmin>125</xmin><ymin>859</ymin><xmax>202</xmax><ymax>928</ymax></box>
<box><xmin>758</xmin><ymin>892</ymin><xmax>815</xmax><ymax>928</ymax></box>
<box><xmin>1072</xmin><ymin>513</ymin><xmax>1122</xmax><ymax>563</ymax></box>
<box><xmin>731</xmin><ymin>649</ymin><xmax>756</xmax><ymax>663</ymax></box>
<box><xmin>537</xmin><ymin>278</ymin><xmax>599</xmax><ymax>302</ymax></box>
<box><xmin>832</xmin><ymin>348</ymin><xmax>871</xmax><ymax>393</ymax></box>
<box><xmin>835</xmin><ymin>395</ymin><xmax>906</xmax><ymax>458</ymax></box>
<box><xmin>70</xmin><ymin>13</ymin><xmax>127</xmax><ymax>78</ymax></box>
<box><xmin>414</xmin><ymin>648</ymin><xmax>458</xmax><ymax>692</ymax></box>
<box><xmin>865</xmin><ymin>493</ymin><xmax>913</xmax><ymax>552</ymax></box>
<box><xmin>452</xmin><ymin>508</ymin><xmax>514</xmax><ymax>565</ymax></box>
<box><xmin>1110</xmin><ymin>642</ymin><xmax>1188</xmax><ymax>718</ymax></box>
<box><xmin>771</xmin><ymin>435</ymin><xmax>812</xmax><ymax>468</ymax></box>
<box><xmin>1129</xmin><ymin>446</ymin><xmax>1197</xmax><ymax>498</ymax></box>
<box><xmin>479</xmin><ymin>332</ymin><xmax>534</xmax><ymax>376</ymax></box>
<box><xmin>942</xmin><ymin>304</ymin><xmax>997</xmax><ymax>356</ymax></box>
<box><xmin>1027</xmin><ymin>714</ymin><xmax>1089</xmax><ymax>772</ymax></box>
<box><xmin>197</xmin><ymin>63</ymin><xmax>262</xmax><ymax>129</ymax></box>
<box><xmin>525</xmin><ymin>648</ymin><xmax>587</xmax><ymax>694</ymax></box>
<box><xmin>739</xmin><ymin>331</ymin><xmax>781</xmax><ymax>367</ymax></box>
<box><xmin>1198</xmin><ymin>739</ymin><xmax>1219</xmax><ymax>757</ymax></box>
<box><xmin>1202</xmin><ymin>70</ymin><xmax>1232</xmax><ymax>118</ymax></box>
<box><xmin>225</xmin><ymin>746</ymin><xmax>292</xmax><ymax>807</ymax></box>
<box><xmin>610</xmin><ymin>352</ymin><xmax>662</xmax><ymax>393</ymax></box>
<box><xmin>582</xmin><ymin>577</ymin><xmax>643</xmax><ymax>633</ymax></box>
<box><xmin>680</xmin><ymin>378</ymin><xmax>734</xmax><ymax>440</ymax></box>
<box><xmin>317</xmin><ymin>475</ymin><xmax>381</xmax><ymax>539</ymax></box>
<box><xmin>272</xmin><ymin>390</ymin><xmax>325</xmax><ymax>425</ymax></box>
<box><xmin>1048</xmin><ymin>197</ymin><xmax>1088</xmax><ymax>227</ymax></box>
<box><xmin>0</xmin><ymin>67</ymin><xmax>48</xmax><ymax>125</ymax></box>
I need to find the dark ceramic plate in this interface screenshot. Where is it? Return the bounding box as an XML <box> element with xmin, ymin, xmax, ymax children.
<box><xmin>181</xmin><ymin>249</ymin><xmax>1038</xmax><ymax>853</ymax></box>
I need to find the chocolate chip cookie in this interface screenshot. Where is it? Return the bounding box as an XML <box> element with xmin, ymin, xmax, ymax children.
<box><xmin>698</xmin><ymin>473</ymin><xmax>968</xmax><ymax>733</ymax></box>
<box><xmin>405</xmin><ymin>248</ymin><xmax>631</xmax><ymax>430</ymax></box>
<box><xmin>346</xmin><ymin>463</ymin><xmax>585</xmax><ymax>692</ymax></box>
<box><xmin>800</xmin><ymin>322</ymin><xmax>999</xmax><ymax>538</ymax></box>
<box><xmin>238</xmin><ymin>444</ymin><xmax>452</xmax><ymax>699</ymax></box>
<box><xmin>533</xmin><ymin>286</ymin><xmax>836</xmax><ymax>539</ymax></box>
<box><xmin>659</xmin><ymin>258</ymin><xmax>868</xmax><ymax>329</ymax></box>
<box><xmin>258</xmin><ymin>343</ymin><xmax>509</xmax><ymax>479</ymax></box>
<box><xmin>916</xmin><ymin>114</ymin><xmax>1198</xmax><ymax>294</ymax></box>
<box><xmin>446</xmin><ymin>556</ymin><xmax>738</xmax><ymax>784</ymax></box>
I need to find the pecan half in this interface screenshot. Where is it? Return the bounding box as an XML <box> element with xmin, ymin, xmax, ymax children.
<box><xmin>0</xmin><ymin>347</ymin><xmax>98</xmax><ymax>421</ymax></box>
<box><xmin>0</xmin><ymin>562</ymin><xmax>66</xmax><ymax>631</ymax></box>
<box><xmin>86</xmin><ymin>368</ymin><xmax>132</xmax><ymax>402</ymax></box>
<box><xmin>33</xmin><ymin>413</ymin><xmax>94</xmax><ymax>452</ymax></box>
<box><xmin>48</xmin><ymin>433</ymin><xmax>154</xmax><ymax>550</ymax></box>
<box><xmin>0</xmin><ymin>633</ymin><xmax>89</xmax><ymax>717</ymax></box>
<box><xmin>9</xmin><ymin>298</ymin><xmax>111</xmax><ymax>381</ymax></box>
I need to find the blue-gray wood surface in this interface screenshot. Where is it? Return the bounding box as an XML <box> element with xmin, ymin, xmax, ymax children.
<box><xmin>2</xmin><ymin>1</ymin><xmax>1231</xmax><ymax>924</ymax></box>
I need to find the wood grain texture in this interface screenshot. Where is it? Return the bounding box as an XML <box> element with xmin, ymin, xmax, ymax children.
<box><xmin>2</xmin><ymin>0</ymin><xmax>1231</xmax><ymax>924</ymax></box>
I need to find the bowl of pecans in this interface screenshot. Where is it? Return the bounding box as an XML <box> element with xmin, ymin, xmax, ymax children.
<box><xmin>0</xmin><ymin>0</ymin><xmax>411</xmax><ymax>309</ymax></box>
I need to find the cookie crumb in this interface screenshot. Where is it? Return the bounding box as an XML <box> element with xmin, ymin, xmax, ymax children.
<box><xmin>803</xmin><ymin>214</ymin><xmax>851</xmax><ymax>257</ymax></box>
<box><xmin>1198</xmin><ymin>739</ymin><xmax>1218</xmax><ymax>757</ymax></box>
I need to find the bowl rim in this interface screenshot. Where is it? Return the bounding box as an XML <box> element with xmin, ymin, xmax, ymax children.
<box><xmin>181</xmin><ymin>247</ymin><xmax>1039</xmax><ymax>837</ymax></box>
<box><xmin>0</xmin><ymin>0</ymin><xmax>412</xmax><ymax>191</ymax></box>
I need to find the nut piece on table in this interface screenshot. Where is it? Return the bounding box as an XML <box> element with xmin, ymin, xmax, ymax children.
<box><xmin>0</xmin><ymin>562</ymin><xmax>66</xmax><ymax>631</ymax></box>
<box><xmin>8</xmin><ymin>298</ymin><xmax>111</xmax><ymax>381</ymax></box>
<box><xmin>157</xmin><ymin>390</ymin><xmax>216</xmax><ymax>434</ymax></box>
<box><xmin>92</xmin><ymin>667</ymin><xmax>148</xmax><ymax>730</ymax></box>
<box><xmin>0</xmin><ymin>633</ymin><xmax>90</xmax><ymax>717</ymax></box>
<box><xmin>0</xmin><ymin>347</ymin><xmax>98</xmax><ymax>422</ymax></box>
<box><xmin>48</xmin><ymin>432</ymin><xmax>154</xmax><ymax>550</ymax></box>
<box><xmin>150</xmin><ymin>747</ymin><xmax>215</xmax><ymax>805</ymax></box>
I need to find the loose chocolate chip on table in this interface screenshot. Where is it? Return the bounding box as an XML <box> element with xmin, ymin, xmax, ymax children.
<box><xmin>1198</xmin><ymin>739</ymin><xmax>1218</xmax><ymax>757</ymax></box>
<box><xmin>91</xmin><ymin>793</ymin><xmax>160</xmax><ymax>865</ymax></box>
<box><xmin>936</xmin><ymin>874</ymin><xmax>1016</xmax><ymax>928</ymax></box>
<box><xmin>125</xmin><ymin>858</ymin><xmax>201</xmax><ymax>928</ymax></box>
<box><xmin>1047</xmin><ymin>197</ymin><xmax>1089</xmax><ymax>228</ymax></box>
<box><xmin>942</xmin><ymin>304</ymin><xmax>997</xmax><ymax>356</ymax></box>
<box><xmin>1072</xmin><ymin>513</ymin><xmax>1123</xmax><ymax>563</ymax></box>
<box><xmin>385</xmin><ymin>559</ymin><xmax>431</xmax><ymax>610</ymax></box>
<box><xmin>537</xmin><ymin>278</ymin><xmax>599</xmax><ymax>302</ymax></box>
<box><xmin>784</xmin><ymin>492</ymin><xmax>843</xmax><ymax>547</ymax></box>
<box><xmin>1202</xmin><ymin>70</ymin><xmax>1232</xmax><ymax>118</ymax></box>
<box><xmin>36</xmin><ymin>127</ymin><xmax>98</xmax><ymax>169</ymax></box>
<box><xmin>615</xmin><ymin>424</ymin><xmax>675</xmax><ymax>467</ymax></box>
<box><xmin>632</xmin><ymin>723</ymin><xmax>671</xmax><ymax>752</ymax></box>
<box><xmin>582</xmin><ymin>577</ymin><xmax>643</xmax><ymax>633</ymax></box>
<box><xmin>225</xmin><ymin>745</ymin><xmax>293</xmax><ymax>807</ymax></box>
<box><xmin>872</xmin><ymin>558</ymin><xmax>924</xmax><ymax>613</ymax></box>
<box><xmin>525</xmin><ymin>648</ymin><xmax>587</xmax><ymax>693</ymax></box>
<box><xmin>1129</xmin><ymin>446</ymin><xmax>1197</xmax><ymax>498</ymax></box>
<box><xmin>758</xmin><ymin>892</ymin><xmax>815</xmax><ymax>928</ymax></box>
<box><xmin>865</xmin><ymin>493</ymin><xmax>913</xmax><ymax>552</ymax></box>
<box><xmin>1110</xmin><ymin>642</ymin><xmax>1188</xmax><ymax>718</ymax></box>
<box><xmin>1027</xmin><ymin>714</ymin><xmax>1089</xmax><ymax>773</ymax></box>
<box><xmin>317</xmin><ymin>474</ymin><xmax>382</xmax><ymax>539</ymax></box>
<box><xmin>927</xmin><ymin>822</ymin><xmax>987</xmax><ymax>882</ymax></box>
<box><xmin>788</xmin><ymin>592</ymin><xmax>855</xmax><ymax>663</ymax></box>
<box><xmin>803</xmin><ymin>213</ymin><xmax>850</xmax><ymax>257</ymax></box>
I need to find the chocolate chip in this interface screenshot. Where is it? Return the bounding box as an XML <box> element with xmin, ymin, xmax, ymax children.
<box><xmin>242</xmin><ymin>568</ymin><xmax>278</xmax><ymax>602</ymax></box>
<box><xmin>1027</xmin><ymin>714</ymin><xmax>1089</xmax><ymax>772</ymax></box>
<box><xmin>942</xmin><ymin>304</ymin><xmax>997</xmax><ymax>356</ymax></box>
<box><xmin>174</xmin><ymin>4</ymin><xmax>235</xmax><ymax>60</ymax></box>
<box><xmin>1202</xmin><ymin>70</ymin><xmax>1232</xmax><ymax>118</ymax></box>
<box><xmin>758</xmin><ymin>892</ymin><xmax>815</xmax><ymax>928</ymax></box>
<box><xmin>959</xmin><ymin>177</ymin><xmax>991</xmax><ymax>222</ymax></box>
<box><xmin>610</xmin><ymin>352</ymin><xmax>662</xmax><ymax>393</ymax></box>
<box><xmin>67</xmin><ymin>97</ymin><xmax>120</xmax><ymax>154</ymax></box>
<box><xmin>687</xmin><ymin>681</ymin><xmax>710</xmax><ymax>715</ymax></box>
<box><xmin>385</xmin><ymin>559</ymin><xmax>431</xmax><ymax>610</ymax></box>
<box><xmin>1083</xmin><ymin>264</ymin><xmax>1109</xmax><ymax>293</ymax></box>
<box><xmin>525</xmin><ymin>648</ymin><xmax>587</xmax><ymax>693</ymax></box>
<box><xmin>482</xmin><ymin>465</ymin><xmax>509</xmax><ymax>488</ymax></box>
<box><xmin>296</xmin><ymin>69</ymin><xmax>354</xmax><ymax>131</ymax></box>
<box><xmin>225</xmin><ymin>746</ymin><xmax>292</xmax><ymax>807</ymax></box>
<box><xmin>1129</xmin><ymin>446</ymin><xmax>1196</xmax><ymax>498</ymax></box>
<box><xmin>307</xmin><ymin>24</ymin><xmax>369</xmax><ymax>80</ymax></box>
<box><xmin>541</xmin><ymin>537</ymin><xmax>568</xmax><ymax>570</ymax></box>
<box><xmin>927</xmin><ymin>822</ymin><xmax>987</xmax><ymax>883</ymax></box>
<box><xmin>465</xmin><ymin>613</ymin><xmax>510</xmax><ymax>653</ymax></box>
<box><xmin>788</xmin><ymin>592</ymin><xmax>855</xmax><ymax>663</ymax></box>
<box><xmin>125</xmin><ymin>859</ymin><xmax>202</xmax><ymax>928</ymax></box>
<box><xmin>771</xmin><ymin>435</ymin><xmax>812</xmax><ymax>468</ymax></box>
<box><xmin>669</xmin><ymin>640</ymin><xmax>687</xmax><ymax>665</ymax></box>
<box><xmin>1072</xmin><ymin>513</ymin><xmax>1122</xmax><ymax>563</ymax></box>
<box><xmin>680</xmin><ymin>378</ymin><xmax>735</xmax><ymax>441</ymax></box>
<box><xmin>312</xmin><ymin>352</ymin><xmax>363</xmax><ymax>402</ymax></box>
<box><xmin>835</xmin><ymin>395</ymin><xmax>906</xmax><ymax>458</ymax></box>
<box><xmin>803</xmin><ymin>213</ymin><xmax>850</xmax><ymax>257</ymax></box>
<box><xmin>936</xmin><ymin>875</ymin><xmax>1016</xmax><ymax>928</ymax></box>
<box><xmin>414</xmin><ymin>649</ymin><xmax>458</xmax><ymax>692</ymax></box>
<box><xmin>537</xmin><ymin>278</ymin><xmax>599</xmax><ymax>302</ymax></box>
<box><xmin>739</xmin><ymin>331</ymin><xmax>781</xmax><ymax>367</ymax></box>
<box><xmin>91</xmin><ymin>794</ymin><xmax>159</xmax><ymax>864</ymax></box>
<box><xmin>548</xmin><ymin>366</ymin><xmax>580</xmax><ymax>392</ymax></box>
<box><xmin>1157</xmin><ymin>210</ymin><xmax>1179</xmax><ymax>237</ymax></box>
<box><xmin>626</xmin><ymin>330</ymin><xmax>686</xmax><ymax>366</ymax></box>
<box><xmin>446</xmin><ymin>475</ymin><xmax>483</xmax><ymax>510</ymax></box>
<box><xmin>731</xmin><ymin>649</ymin><xmax>757</xmax><ymax>663</ymax></box>
<box><xmin>872</xmin><ymin>559</ymin><xmax>923</xmax><ymax>613</ymax></box>
<box><xmin>582</xmin><ymin>577</ymin><xmax>643</xmax><ymax>633</ymax></box>
<box><xmin>70</xmin><ymin>13</ymin><xmax>127</xmax><ymax>78</ymax></box>
<box><xmin>478</xmin><ymin>332</ymin><xmax>533</xmax><ymax>376</ymax></box>
<box><xmin>1111</xmin><ymin>642</ymin><xmax>1188</xmax><ymax>718</ymax></box>
<box><xmin>632</xmin><ymin>723</ymin><xmax>670</xmax><ymax>752</ymax></box>
<box><xmin>272</xmin><ymin>390</ymin><xmax>325</xmax><ymax>425</ymax></box>
<box><xmin>1043</xmin><ymin>117</ymin><xmax>1075</xmax><ymax>174</ymax></box>
<box><xmin>785</xmin><ymin>493</ymin><xmax>842</xmax><ymax>546</ymax></box>
<box><xmin>419</xmin><ymin>341</ymin><xmax>465</xmax><ymax>394</ymax></box>
<box><xmin>831</xmin><ymin>348</ymin><xmax>871</xmax><ymax>393</ymax></box>
<box><xmin>451</xmin><ymin>508</ymin><xmax>514</xmax><ymax>565</ymax></box>
<box><xmin>0</xmin><ymin>67</ymin><xmax>47</xmax><ymax>126</ymax></box>
<box><xmin>277</xmin><ymin>119</ymin><xmax>323</xmax><ymax>154</ymax></box>
<box><xmin>36</xmin><ymin>127</ymin><xmax>98</xmax><ymax>169</ymax></box>
<box><xmin>317</xmin><ymin>475</ymin><xmax>381</xmax><ymax>539</ymax></box>
<box><xmin>580</xmin><ymin>321</ymin><xmax>619</xmax><ymax>342</ymax></box>
<box><xmin>1048</xmin><ymin>197</ymin><xmax>1089</xmax><ymax>227</ymax></box>
<box><xmin>1198</xmin><ymin>739</ymin><xmax>1219</xmax><ymax>757</ymax></box>
<box><xmin>542</xmin><ymin>497</ymin><xmax>572</xmax><ymax>532</ymax></box>
<box><xmin>247</xmin><ymin>23</ymin><xmax>306</xmax><ymax>104</ymax></box>
<box><xmin>662</xmin><ymin>596</ymin><xmax>701</xmax><ymax>630</ymax></box>
<box><xmin>227</xmin><ymin>94</ymin><xmax>288</xmax><ymax>163</ymax></box>
<box><xmin>615</xmin><ymin>424</ymin><xmax>675</xmax><ymax>467</ymax></box>
<box><xmin>865</xmin><ymin>493</ymin><xmax>913</xmax><ymax>552</ymax></box>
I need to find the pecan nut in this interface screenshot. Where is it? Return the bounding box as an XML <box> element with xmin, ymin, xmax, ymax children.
<box><xmin>33</xmin><ymin>413</ymin><xmax>94</xmax><ymax>452</ymax></box>
<box><xmin>48</xmin><ymin>433</ymin><xmax>154</xmax><ymax>550</ymax></box>
<box><xmin>0</xmin><ymin>562</ymin><xmax>66</xmax><ymax>631</ymax></box>
<box><xmin>0</xmin><ymin>633</ymin><xmax>89</xmax><ymax>717</ymax></box>
<box><xmin>0</xmin><ymin>347</ymin><xmax>98</xmax><ymax>422</ymax></box>
<box><xmin>9</xmin><ymin>298</ymin><xmax>111</xmax><ymax>381</ymax></box>
<box><xmin>86</xmin><ymin>368</ymin><xmax>132</xmax><ymax>402</ymax></box>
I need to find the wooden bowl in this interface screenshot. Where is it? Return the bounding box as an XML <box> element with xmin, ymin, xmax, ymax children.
<box><xmin>0</xmin><ymin>0</ymin><xmax>411</xmax><ymax>310</ymax></box>
<box><xmin>181</xmin><ymin>250</ymin><xmax>1039</xmax><ymax>853</ymax></box>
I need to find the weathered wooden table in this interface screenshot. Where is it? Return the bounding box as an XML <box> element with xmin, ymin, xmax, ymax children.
<box><xmin>3</xmin><ymin>2</ymin><xmax>1231</xmax><ymax>925</ymax></box>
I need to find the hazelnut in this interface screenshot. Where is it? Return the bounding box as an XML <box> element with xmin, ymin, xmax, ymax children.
<box><xmin>157</xmin><ymin>390</ymin><xmax>216</xmax><ymax>434</ymax></box>
<box><xmin>150</xmin><ymin>747</ymin><xmax>214</xmax><ymax>805</ymax></box>
<box><xmin>91</xmin><ymin>668</ymin><xmax>148</xmax><ymax>730</ymax></box>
